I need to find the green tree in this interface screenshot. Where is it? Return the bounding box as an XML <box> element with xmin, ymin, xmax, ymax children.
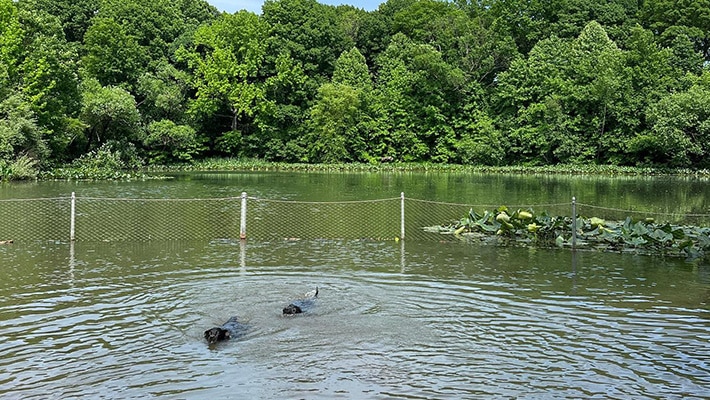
<box><xmin>393</xmin><ymin>0</ymin><xmax>518</xmax><ymax>81</ymax></box>
<box><xmin>564</xmin><ymin>20</ymin><xmax>628</xmax><ymax>163</ymax></box>
<box><xmin>177</xmin><ymin>11</ymin><xmax>269</xmax><ymax>155</ymax></box>
<box><xmin>79</xmin><ymin>79</ymin><xmax>142</xmax><ymax>153</ymax></box>
<box><xmin>372</xmin><ymin>33</ymin><xmax>464</xmax><ymax>162</ymax></box>
<box><xmin>260</xmin><ymin>0</ymin><xmax>353</xmax><ymax>157</ymax></box>
<box><xmin>332</xmin><ymin>47</ymin><xmax>373</xmax><ymax>91</ymax></box>
<box><xmin>1</xmin><ymin>3</ymin><xmax>85</xmax><ymax>162</ymax></box>
<box><xmin>638</xmin><ymin>76</ymin><xmax>710</xmax><ymax>167</ymax></box>
<box><xmin>496</xmin><ymin>22</ymin><xmax>628</xmax><ymax>164</ymax></box>
<box><xmin>262</xmin><ymin>0</ymin><xmax>349</xmax><ymax>80</ymax></box>
<box><xmin>546</xmin><ymin>0</ymin><xmax>639</xmax><ymax>43</ymax></box>
<box><xmin>136</xmin><ymin>60</ymin><xmax>192</xmax><ymax>123</ymax></box>
<box><xmin>19</xmin><ymin>34</ymin><xmax>83</xmax><ymax>160</ymax></box>
<box><xmin>82</xmin><ymin>17</ymin><xmax>148</xmax><ymax>91</ymax></box>
<box><xmin>352</xmin><ymin>3</ymin><xmax>395</xmax><ymax>65</ymax></box>
<box><xmin>144</xmin><ymin>119</ymin><xmax>201</xmax><ymax>164</ymax></box>
<box><xmin>21</xmin><ymin>0</ymin><xmax>101</xmax><ymax>43</ymax></box>
<box><xmin>0</xmin><ymin>94</ymin><xmax>49</xmax><ymax>164</ymax></box>
<box><xmin>495</xmin><ymin>36</ymin><xmax>571</xmax><ymax>164</ymax></box>
<box><xmin>667</xmin><ymin>33</ymin><xmax>705</xmax><ymax>75</ymax></box>
<box><xmin>0</xmin><ymin>0</ymin><xmax>23</xmax><ymax>95</ymax></box>
<box><xmin>256</xmin><ymin>53</ymin><xmax>310</xmax><ymax>161</ymax></box>
<box><xmin>304</xmin><ymin>47</ymin><xmax>374</xmax><ymax>163</ymax></box>
<box><xmin>305</xmin><ymin>83</ymin><xmax>361</xmax><ymax>162</ymax></box>
<box><xmin>99</xmin><ymin>0</ymin><xmax>216</xmax><ymax>61</ymax></box>
<box><xmin>640</xmin><ymin>0</ymin><xmax>710</xmax><ymax>60</ymax></box>
<box><xmin>484</xmin><ymin>0</ymin><xmax>551</xmax><ymax>55</ymax></box>
<box><xmin>454</xmin><ymin>108</ymin><xmax>505</xmax><ymax>165</ymax></box>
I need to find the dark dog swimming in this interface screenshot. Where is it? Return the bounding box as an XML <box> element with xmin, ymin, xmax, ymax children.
<box><xmin>283</xmin><ymin>287</ymin><xmax>319</xmax><ymax>315</ymax></box>
<box><xmin>204</xmin><ymin>316</ymin><xmax>247</xmax><ymax>345</ymax></box>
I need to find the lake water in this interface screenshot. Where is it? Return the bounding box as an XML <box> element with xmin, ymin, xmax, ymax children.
<box><xmin>0</xmin><ymin>171</ymin><xmax>709</xmax><ymax>398</ymax></box>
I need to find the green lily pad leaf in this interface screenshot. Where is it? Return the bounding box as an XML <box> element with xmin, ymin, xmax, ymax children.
<box><xmin>669</xmin><ymin>228</ymin><xmax>686</xmax><ymax>240</ymax></box>
<box><xmin>468</xmin><ymin>208</ymin><xmax>481</xmax><ymax>221</ymax></box>
<box><xmin>601</xmin><ymin>230</ymin><xmax>619</xmax><ymax>242</ymax></box>
<box><xmin>590</xmin><ymin>217</ymin><xmax>605</xmax><ymax>227</ymax></box>
<box><xmin>627</xmin><ymin>236</ymin><xmax>648</xmax><ymax>246</ymax></box>
<box><xmin>622</xmin><ymin>217</ymin><xmax>633</xmax><ymax>232</ymax></box>
<box><xmin>678</xmin><ymin>239</ymin><xmax>693</xmax><ymax>250</ymax></box>
<box><xmin>632</xmin><ymin>221</ymin><xmax>649</xmax><ymax>236</ymax></box>
<box><xmin>649</xmin><ymin>229</ymin><xmax>673</xmax><ymax>243</ymax></box>
<box><xmin>555</xmin><ymin>235</ymin><xmax>565</xmax><ymax>247</ymax></box>
<box><xmin>697</xmin><ymin>234</ymin><xmax>710</xmax><ymax>249</ymax></box>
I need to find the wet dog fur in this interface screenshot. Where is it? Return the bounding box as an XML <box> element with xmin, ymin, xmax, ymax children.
<box><xmin>204</xmin><ymin>316</ymin><xmax>245</xmax><ymax>345</ymax></box>
<box><xmin>283</xmin><ymin>287</ymin><xmax>319</xmax><ymax>315</ymax></box>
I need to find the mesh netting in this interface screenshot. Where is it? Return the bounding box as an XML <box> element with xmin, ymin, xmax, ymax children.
<box><xmin>76</xmin><ymin>197</ymin><xmax>241</xmax><ymax>241</ymax></box>
<box><xmin>577</xmin><ymin>202</ymin><xmax>710</xmax><ymax>226</ymax></box>
<box><xmin>1</xmin><ymin>195</ymin><xmax>709</xmax><ymax>243</ymax></box>
<box><xmin>246</xmin><ymin>197</ymin><xmax>401</xmax><ymax>241</ymax></box>
<box><xmin>0</xmin><ymin>198</ymin><xmax>71</xmax><ymax>242</ymax></box>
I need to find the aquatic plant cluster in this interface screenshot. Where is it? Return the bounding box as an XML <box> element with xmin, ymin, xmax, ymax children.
<box><xmin>147</xmin><ymin>158</ymin><xmax>710</xmax><ymax>176</ymax></box>
<box><xmin>429</xmin><ymin>207</ymin><xmax>710</xmax><ymax>262</ymax></box>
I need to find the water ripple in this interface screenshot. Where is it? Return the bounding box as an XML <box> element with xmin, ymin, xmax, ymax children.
<box><xmin>1</xmin><ymin>241</ymin><xmax>708</xmax><ymax>399</ymax></box>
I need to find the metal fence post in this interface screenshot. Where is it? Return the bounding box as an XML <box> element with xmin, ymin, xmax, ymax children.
<box><xmin>70</xmin><ymin>192</ymin><xmax>76</xmax><ymax>241</ymax></box>
<box><xmin>571</xmin><ymin>196</ymin><xmax>577</xmax><ymax>250</ymax></box>
<box><xmin>240</xmin><ymin>192</ymin><xmax>247</xmax><ymax>240</ymax></box>
<box><xmin>400</xmin><ymin>192</ymin><xmax>405</xmax><ymax>240</ymax></box>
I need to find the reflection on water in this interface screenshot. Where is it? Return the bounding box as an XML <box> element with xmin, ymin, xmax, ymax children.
<box><xmin>1</xmin><ymin>239</ymin><xmax>708</xmax><ymax>399</ymax></box>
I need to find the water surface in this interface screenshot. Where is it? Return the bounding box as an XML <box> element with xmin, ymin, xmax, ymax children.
<box><xmin>1</xmin><ymin>238</ymin><xmax>709</xmax><ymax>398</ymax></box>
<box><xmin>0</xmin><ymin>172</ymin><xmax>709</xmax><ymax>398</ymax></box>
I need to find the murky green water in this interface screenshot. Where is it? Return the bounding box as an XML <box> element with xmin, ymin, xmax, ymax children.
<box><xmin>0</xmin><ymin>172</ymin><xmax>709</xmax><ymax>398</ymax></box>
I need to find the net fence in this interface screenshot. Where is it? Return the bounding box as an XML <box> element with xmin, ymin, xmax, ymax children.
<box><xmin>0</xmin><ymin>194</ymin><xmax>709</xmax><ymax>243</ymax></box>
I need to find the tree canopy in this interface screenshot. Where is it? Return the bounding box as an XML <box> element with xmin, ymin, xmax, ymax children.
<box><xmin>1</xmin><ymin>0</ymin><xmax>709</xmax><ymax>174</ymax></box>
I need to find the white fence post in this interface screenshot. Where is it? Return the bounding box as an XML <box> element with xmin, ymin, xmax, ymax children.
<box><xmin>70</xmin><ymin>192</ymin><xmax>76</xmax><ymax>241</ymax></box>
<box><xmin>240</xmin><ymin>192</ymin><xmax>247</xmax><ymax>240</ymax></box>
<box><xmin>571</xmin><ymin>196</ymin><xmax>577</xmax><ymax>250</ymax></box>
<box><xmin>400</xmin><ymin>192</ymin><xmax>405</xmax><ymax>240</ymax></box>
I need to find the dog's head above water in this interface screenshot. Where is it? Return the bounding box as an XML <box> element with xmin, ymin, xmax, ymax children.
<box><xmin>282</xmin><ymin>304</ymin><xmax>303</xmax><ymax>315</ymax></box>
<box><xmin>204</xmin><ymin>316</ymin><xmax>243</xmax><ymax>345</ymax></box>
<box><xmin>282</xmin><ymin>287</ymin><xmax>318</xmax><ymax>316</ymax></box>
<box><xmin>204</xmin><ymin>327</ymin><xmax>229</xmax><ymax>344</ymax></box>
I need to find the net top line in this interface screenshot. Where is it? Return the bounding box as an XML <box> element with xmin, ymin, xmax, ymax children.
<box><xmin>0</xmin><ymin>194</ymin><xmax>708</xmax><ymax>218</ymax></box>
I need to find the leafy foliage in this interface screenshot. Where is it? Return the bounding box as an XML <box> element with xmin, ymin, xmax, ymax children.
<box><xmin>430</xmin><ymin>206</ymin><xmax>710</xmax><ymax>262</ymax></box>
<box><xmin>177</xmin><ymin>10</ymin><xmax>270</xmax><ymax>154</ymax></box>
<box><xmin>144</xmin><ymin>120</ymin><xmax>202</xmax><ymax>164</ymax></box>
<box><xmin>78</xmin><ymin>79</ymin><xmax>142</xmax><ymax>153</ymax></box>
<box><xmin>0</xmin><ymin>154</ymin><xmax>39</xmax><ymax>181</ymax></box>
<box><xmin>1</xmin><ymin>0</ymin><xmax>710</xmax><ymax>176</ymax></box>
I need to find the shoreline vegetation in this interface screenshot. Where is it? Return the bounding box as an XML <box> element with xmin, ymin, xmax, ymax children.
<box><xmin>161</xmin><ymin>159</ymin><xmax>710</xmax><ymax>176</ymax></box>
<box><xmin>6</xmin><ymin>159</ymin><xmax>708</xmax><ymax>182</ymax></box>
<box><xmin>3</xmin><ymin>157</ymin><xmax>709</xmax><ymax>182</ymax></box>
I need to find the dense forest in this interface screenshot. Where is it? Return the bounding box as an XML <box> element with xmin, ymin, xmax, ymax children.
<box><xmin>1</xmin><ymin>0</ymin><xmax>709</xmax><ymax>179</ymax></box>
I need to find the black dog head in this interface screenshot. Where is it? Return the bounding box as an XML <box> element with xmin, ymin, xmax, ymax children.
<box><xmin>282</xmin><ymin>304</ymin><xmax>303</xmax><ymax>315</ymax></box>
<box><xmin>204</xmin><ymin>327</ymin><xmax>229</xmax><ymax>344</ymax></box>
